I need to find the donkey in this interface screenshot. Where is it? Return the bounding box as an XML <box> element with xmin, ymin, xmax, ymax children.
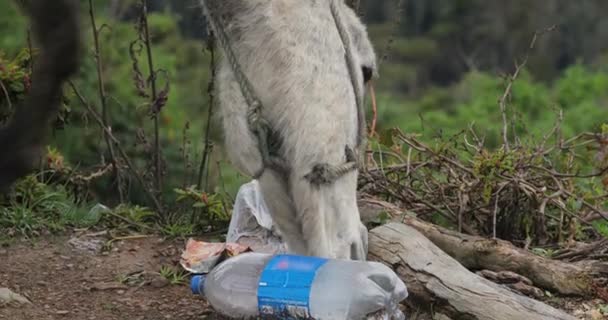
<box><xmin>202</xmin><ymin>0</ymin><xmax>378</xmax><ymax>260</ymax></box>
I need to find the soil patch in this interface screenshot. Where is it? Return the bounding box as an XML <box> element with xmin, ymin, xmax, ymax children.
<box><xmin>0</xmin><ymin>234</ymin><xmax>225</xmax><ymax>320</ymax></box>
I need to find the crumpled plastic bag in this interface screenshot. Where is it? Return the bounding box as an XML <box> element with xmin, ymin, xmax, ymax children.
<box><xmin>180</xmin><ymin>180</ymin><xmax>287</xmax><ymax>273</ymax></box>
<box><xmin>226</xmin><ymin>180</ymin><xmax>288</xmax><ymax>254</ymax></box>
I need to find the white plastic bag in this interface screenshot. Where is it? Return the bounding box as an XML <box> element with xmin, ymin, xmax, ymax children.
<box><xmin>181</xmin><ymin>180</ymin><xmax>287</xmax><ymax>273</ymax></box>
<box><xmin>227</xmin><ymin>180</ymin><xmax>288</xmax><ymax>254</ymax></box>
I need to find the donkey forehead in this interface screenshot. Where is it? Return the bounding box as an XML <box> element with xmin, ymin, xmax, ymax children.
<box><xmin>220</xmin><ymin>1</ymin><xmax>365</xmax><ymax>84</ymax></box>
<box><xmin>210</xmin><ymin>0</ymin><xmax>340</xmax><ymax>21</ymax></box>
<box><xmin>216</xmin><ymin>2</ymin><xmax>345</xmax><ymax>47</ymax></box>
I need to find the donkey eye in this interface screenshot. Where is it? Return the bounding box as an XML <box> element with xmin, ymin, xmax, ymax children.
<box><xmin>362</xmin><ymin>66</ymin><xmax>373</xmax><ymax>83</ymax></box>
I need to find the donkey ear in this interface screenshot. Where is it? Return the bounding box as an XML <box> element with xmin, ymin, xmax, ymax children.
<box><xmin>344</xmin><ymin>0</ymin><xmax>361</xmax><ymax>12</ymax></box>
<box><xmin>340</xmin><ymin>1</ymin><xmax>378</xmax><ymax>79</ymax></box>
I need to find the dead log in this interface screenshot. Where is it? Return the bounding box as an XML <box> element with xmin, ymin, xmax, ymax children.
<box><xmin>358</xmin><ymin>197</ymin><xmax>607</xmax><ymax>297</ymax></box>
<box><xmin>368</xmin><ymin>223</ymin><xmax>576</xmax><ymax>320</ymax></box>
<box><xmin>400</xmin><ymin>215</ymin><xmax>603</xmax><ymax>297</ymax></box>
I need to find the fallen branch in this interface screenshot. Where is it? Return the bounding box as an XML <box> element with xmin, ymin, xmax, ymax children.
<box><xmin>368</xmin><ymin>222</ymin><xmax>576</xmax><ymax>320</ymax></box>
<box><xmin>360</xmin><ymin>196</ymin><xmax>607</xmax><ymax>298</ymax></box>
<box><xmin>400</xmin><ymin>214</ymin><xmax>602</xmax><ymax>297</ymax></box>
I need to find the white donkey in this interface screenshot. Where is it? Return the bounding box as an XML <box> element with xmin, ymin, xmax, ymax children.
<box><xmin>201</xmin><ymin>0</ymin><xmax>377</xmax><ymax>260</ymax></box>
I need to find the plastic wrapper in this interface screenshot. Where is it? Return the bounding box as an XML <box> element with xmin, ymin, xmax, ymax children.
<box><xmin>181</xmin><ymin>180</ymin><xmax>286</xmax><ymax>273</ymax></box>
<box><xmin>226</xmin><ymin>180</ymin><xmax>288</xmax><ymax>254</ymax></box>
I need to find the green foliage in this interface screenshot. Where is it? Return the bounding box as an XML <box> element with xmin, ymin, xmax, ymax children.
<box><xmin>472</xmin><ymin>148</ymin><xmax>519</xmax><ymax>204</ymax></box>
<box><xmin>112</xmin><ymin>204</ymin><xmax>156</xmax><ymax>223</ymax></box>
<box><xmin>554</xmin><ymin>63</ymin><xmax>608</xmax><ymax>109</ymax></box>
<box><xmin>169</xmin><ymin>185</ymin><xmax>232</xmax><ymax>237</ymax></box>
<box><xmin>103</xmin><ymin>204</ymin><xmax>156</xmax><ymax>234</ymax></box>
<box><xmin>0</xmin><ymin>48</ymin><xmax>31</xmax><ymax>123</ymax></box>
<box><xmin>365</xmin><ymin>96</ymin><xmax>608</xmax><ymax>243</ymax></box>
<box><xmin>0</xmin><ymin>175</ymin><xmax>98</xmax><ymax>237</ymax></box>
<box><xmin>0</xmin><ymin>2</ymin><xmax>27</xmax><ymax>57</ymax></box>
<box><xmin>159</xmin><ymin>265</ymin><xmax>188</xmax><ymax>285</ymax></box>
<box><xmin>592</xmin><ymin>221</ymin><xmax>608</xmax><ymax>239</ymax></box>
<box><xmin>174</xmin><ymin>186</ymin><xmax>229</xmax><ymax>222</ymax></box>
<box><xmin>374</xmin><ymin>64</ymin><xmax>608</xmax><ymax>150</ymax></box>
<box><xmin>161</xmin><ymin>222</ymin><xmax>193</xmax><ymax>238</ymax></box>
<box><xmin>0</xmin><ymin>174</ymin><xmax>232</xmax><ymax>239</ymax></box>
<box><xmin>32</xmin><ymin>7</ymin><xmax>229</xmax><ymax>205</ymax></box>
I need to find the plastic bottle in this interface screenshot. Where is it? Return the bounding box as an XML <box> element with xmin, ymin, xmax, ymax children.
<box><xmin>190</xmin><ymin>252</ymin><xmax>408</xmax><ymax>320</ymax></box>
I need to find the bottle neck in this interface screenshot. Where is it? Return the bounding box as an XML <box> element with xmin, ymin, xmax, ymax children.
<box><xmin>190</xmin><ymin>274</ymin><xmax>206</xmax><ymax>296</ymax></box>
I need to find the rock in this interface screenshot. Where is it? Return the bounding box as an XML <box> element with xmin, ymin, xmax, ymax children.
<box><xmin>56</xmin><ymin>310</ymin><xmax>70</xmax><ymax>315</ymax></box>
<box><xmin>0</xmin><ymin>288</ymin><xmax>31</xmax><ymax>305</ymax></box>
<box><xmin>68</xmin><ymin>237</ymin><xmax>104</xmax><ymax>254</ymax></box>
<box><xmin>150</xmin><ymin>276</ymin><xmax>170</xmax><ymax>288</ymax></box>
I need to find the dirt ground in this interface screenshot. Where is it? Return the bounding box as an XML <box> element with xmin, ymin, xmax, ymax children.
<box><xmin>0</xmin><ymin>232</ymin><xmax>604</xmax><ymax>320</ymax></box>
<box><xmin>0</xmin><ymin>233</ymin><xmax>226</xmax><ymax>320</ymax></box>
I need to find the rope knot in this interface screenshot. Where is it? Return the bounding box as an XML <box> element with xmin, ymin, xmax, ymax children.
<box><xmin>304</xmin><ymin>149</ymin><xmax>359</xmax><ymax>187</ymax></box>
<box><xmin>304</xmin><ymin>163</ymin><xmax>334</xmax><ymax>186</ymax></box>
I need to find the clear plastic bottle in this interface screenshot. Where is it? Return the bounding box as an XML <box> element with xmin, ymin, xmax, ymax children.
<box><xmin>190</xmin><ymin>252</ymin><xmax>408</xmax><ymax>320</ymax></box>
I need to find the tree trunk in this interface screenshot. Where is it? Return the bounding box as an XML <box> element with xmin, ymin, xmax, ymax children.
<box><xmin>368</xmin><ymin>223</ymin><xmax>576</xmax><ymax>320</ymax></box>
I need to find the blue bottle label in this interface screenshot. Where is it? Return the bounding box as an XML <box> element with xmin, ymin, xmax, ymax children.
<box><xmin>257</xmin><ymin>255</ymin><xmax>328</xmax><ymax>319</ymax></box>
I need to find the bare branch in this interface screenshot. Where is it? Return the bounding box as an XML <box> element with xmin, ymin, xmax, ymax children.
<box><xmin>88</xmin><ymin>0</ymin><xmax>125</xmax><ymax>202</ymax></box>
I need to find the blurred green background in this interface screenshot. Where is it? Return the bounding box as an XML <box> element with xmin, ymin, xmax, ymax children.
<box><xmin>1</xmin><ymin>0</ymin><xmax>607</xmax><ymax>207</ymax></box>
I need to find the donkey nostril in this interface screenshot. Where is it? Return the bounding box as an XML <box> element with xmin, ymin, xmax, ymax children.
<box><xmin>362</xmin><ymin>66</ymin><xmax>373</xmax><ymax>83</ymax></box>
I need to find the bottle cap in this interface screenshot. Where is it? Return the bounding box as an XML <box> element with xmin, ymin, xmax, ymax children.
<box><xmin>190</xmin><ymin>274</ymin><xmax>206</xmax><ymax>295</ymax></box>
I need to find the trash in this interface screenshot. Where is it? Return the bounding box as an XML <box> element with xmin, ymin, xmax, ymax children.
<box><xmin>0</xmin><ymin>288</ymin><xmax>31</xmax><ymax>306</ymax></box>
<box><xmin>180</xmin><ymin>239</ymin><xmax>251</xmax><ymax>273</ymax></box>
<box><xmin>190</xmin><ymin>252</ymin><xmax>408</xmax><ymax>320</ymax></box>
<box><xmin>180</xmin><ymin>180</ymin><xmax>287</xmax><ymax>273</ymax></box>
<box><xmin>226</xmin><ymin>180</ymin><xmax>288</xmax><ymax>254</ymax></box>
<box><xmin>182</xmin><ymin>180</ymin><xmax>409</xmax><ymax>319</ymax></box>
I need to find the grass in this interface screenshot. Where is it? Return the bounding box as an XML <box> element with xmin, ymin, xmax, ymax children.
<box><xmin>0</xmin><ymin>175</ymin><xmax>99</xmax><ymax>237</ymax></box>
<box><xmin>116</xmin><ymin>273</ymin><xmax>130</xmax><ymax>285</ymax></box>
<box><xmin>159</xmin><ymin>265</ymin><xmax>188</xmax><ymax>285</ymax></box>
<box><xmin>161</xmin><ymin>223</ymin><xmax>194</xmax><ymax>238</ymax></box>
<box><xmin>0</xmin><ymin>174</ymin><xmax>232</xmax><ymax>241</ymax></box>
